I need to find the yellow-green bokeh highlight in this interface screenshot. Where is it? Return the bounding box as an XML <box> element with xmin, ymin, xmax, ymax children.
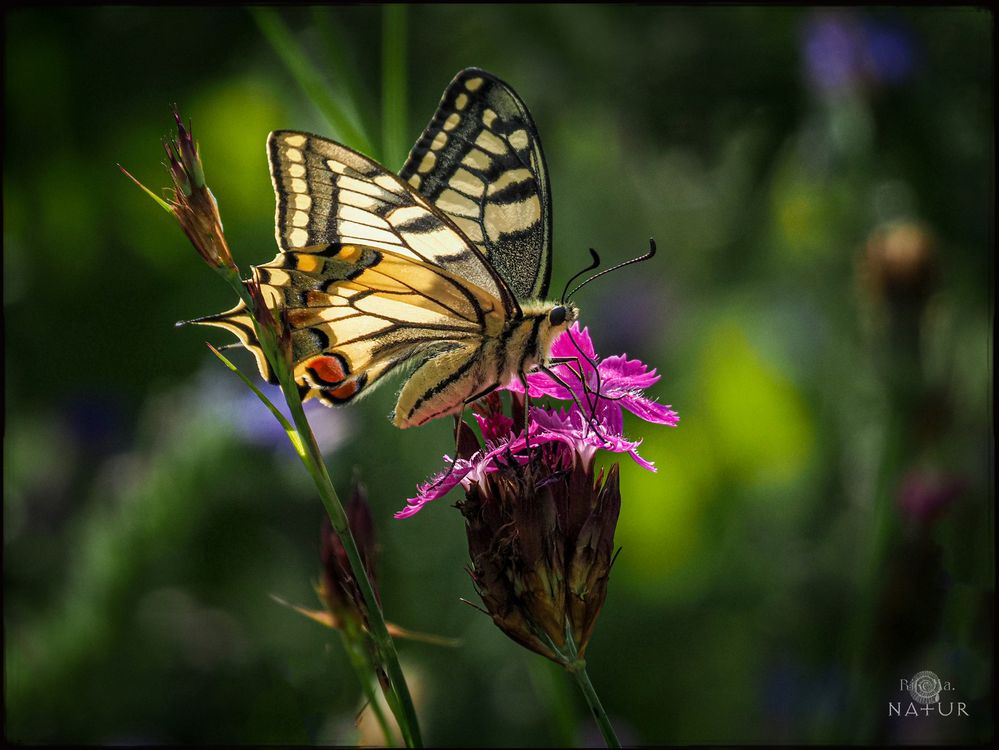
<box><xmin>616</xmin><ymin>319</ymin><xmax>814</xmax><ymax>597</ymax></box>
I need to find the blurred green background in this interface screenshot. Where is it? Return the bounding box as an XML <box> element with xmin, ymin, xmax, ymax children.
<box><xmin>4</xmin><ymin>5</ymin><xmax>993</xmax><ymax>745</ymax></box>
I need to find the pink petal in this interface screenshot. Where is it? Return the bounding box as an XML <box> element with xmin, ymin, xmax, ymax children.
<box><xmin>395</xmin><ymin>459</ymin><xmax>473</xmax><ymax>518</ymax></box>
<box><xmin>526</xmin><ymin>370</ymin><xmax>576</xmax><ymax>400</ymax></box>
<box><xmin>627</xmin><ymin>447</ymin><xmax>658</xmax><ymax>471</ymax></box>
<box><xmin>550</xmin><ymin>323</ymin><xmax>598</xmax><ymax>362</ymax></box>
<box><xmin>620</xmin><ymin>395</ymin><xmax>680</xmax><ymax>426</ymax></box>
<box><xmin>599</xmin><ymin>355</ymin><xmax>660</xmax><ymax>389</ymax></box>
<box><xmin>474</xmin><ymin>410</ymin><xmax>514</xmax><ymax>443</ymax></box>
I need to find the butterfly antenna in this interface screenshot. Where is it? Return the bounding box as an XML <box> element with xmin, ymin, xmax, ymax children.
<box><xmin>560</xmin><ymin>248</ymin><xmax>601</xmax><ymax>304</ymax></box>
<box><xmin>566</xmin><ymin>238</ymin><xmax>657</xmax><ymax>302</ymax></box>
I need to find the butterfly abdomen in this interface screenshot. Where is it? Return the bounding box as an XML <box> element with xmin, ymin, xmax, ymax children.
<box><xmin>391</xmin><ymin>304</ymin><xmax>575</xmax><ymax>428</ymax></box>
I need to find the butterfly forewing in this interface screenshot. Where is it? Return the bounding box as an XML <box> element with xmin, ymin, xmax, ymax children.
<box><xmin>400</xmin><ymin>68</ymin><xmax>553</xmax><ymax>300</ymax></box>
<box><xmin>269</xmin><ymin>130</ymin><xmax>515</xmax><ymax>313</ymax></box>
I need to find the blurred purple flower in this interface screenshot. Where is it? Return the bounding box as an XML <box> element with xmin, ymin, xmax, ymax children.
<box><xmin>896</xmin><ymin>469</ymin><xmax>964</xmax><ymax>526</ymax></box>
<box><xmin>196</xmin><ymin>367</ymin><xmax>350</xmax><ymax>455</ymax></box>
<box><xmin>64</xmin><ymin>393</ymin><xmax>127</xmax><ymax>455</ymax></box>
<box><xmin>801</xmin><ymin>11</ymin><xmax>916</xmax><ymax>95</ymax></box>
<box><xmin>864</xmin><ymin>20</ymin><xmax>917</xmax><ymax>85</ymax></box>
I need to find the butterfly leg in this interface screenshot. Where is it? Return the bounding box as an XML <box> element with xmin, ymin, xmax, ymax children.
<box><xmin>554</xmin><ymin>325</ymin><xmax>606</xmax><ymax>431</ymax></box>
<box><xmin>424</xmin><ymin>409</ymin><xmax>472</xmax><ymax>494</ymax></box>
<box><xmin>549</xmin><ymin>356</ymin><xmax>631</xmax><ymax>406</ymax></box>
<box><xmin>465</xmin><ymin>382</ymin><xmax>500</xmax><ymax>403</ymax></box>
<box><xmin>519</xmin><ymin>373</ymin><xmax>532</xmax><ymax>452</ymax></box>
<box><xmin>545</xmin><ymin>354</ymin><xmax>605</xmax><ymax>432</ymax></box>
<box><xmin>538</xmin><ymin>363</ymin><xmax>612</xmax><ymax>446</ymax></box>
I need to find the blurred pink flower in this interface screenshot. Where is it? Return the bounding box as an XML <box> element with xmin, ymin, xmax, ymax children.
<box><xmin>896</xmin><ymin>469</ymin><xmax>964</xmax><ymax>526</ymax></box>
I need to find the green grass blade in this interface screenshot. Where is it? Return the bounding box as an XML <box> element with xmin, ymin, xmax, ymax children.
<box><xmin>311</xmin><ymin>7</ymin><xmax>378</xmax><ymax>154</ymax></box>
<box><xmin>206</xmin><ymin>343</ymin><xmax>306</xmax><ymax>459</ymax></box>
<box><xmin>381</xmin><ymin>5</ymin><xmax>409</xmax><ymax>169</ymax></box>
<box><xmin>119</xmin><ymin>164</ymin><xmax>174</xmax><ymax>214</ymax></box>
<box><xmin>251</xmin><ymin>7</ymin><xmax>375</xmax><ymax>155</ymax></box>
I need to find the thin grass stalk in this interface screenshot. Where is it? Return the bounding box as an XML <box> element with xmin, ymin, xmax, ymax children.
<box><xmin>251</xmin><ymin>7</ymin><xmax>375</xmax><ymax>156</ymax></box>
<box><xmin>844</xmin><ymin>411</ymin><xmax>904</xmax><ymax>742</ymax></box>
<box><xmin>339</xmin><ymin>626</ymin><xmax>397</xmax><ymax>747</ymax></box>
<box><xmin>311</xmin><ymin>7</ymin><xmax>379</xmax><ymax>153</ymax></box>
<box><xmin>381</xmin><ymin>5</ymin><xmax>408</xmax><ymax>169</ymax></box>
<box><xmin>527</xmin><ymin>659</ymin><xmax>577</xmax><ymax>745</ymax></box>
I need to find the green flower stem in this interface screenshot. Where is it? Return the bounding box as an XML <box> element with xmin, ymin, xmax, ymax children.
<box><xmin>283</xmin><ymin>385</ymin><xmax>422</xmax><ymax>750</ymax></box>
<box><xmin>339</xmin><ymin>624</ymin><xmax>396</xmax><ymax>747</ymax></box>
<box><xmin>570</xmin><ymin>662</ymin><xmax>620</xmax><ymax>748</ymax></box>
<box><xmin>844</xmin><ymin>408</ymin><xmax>905</xmax><ymax>743</ymax></box>
<box><xmin>215</xmin><ymin>266</ymin><xmax>423</xmax><ymax>748</ymax></box>
<box><xmin>563</xmin><ymin>631</ymin><xmax>620</xmax><ymax>748</ymax></box>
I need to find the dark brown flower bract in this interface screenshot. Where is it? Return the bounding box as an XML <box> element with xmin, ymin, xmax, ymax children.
<box><xmin>459</xmin><ymin>437</ymin><xmax>621</xmax><ymax>667</ymax></box>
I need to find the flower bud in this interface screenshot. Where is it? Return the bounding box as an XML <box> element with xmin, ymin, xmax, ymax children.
<box><xmin>172</xmin><ymin>108</ymin><xmax>205</xmax><ymax>190</ymax></box>
<box><xmin>319</xmin><ymin>479</ymin><xmax>379</xmax><ymax>627</ymax></box>
<box><xmin>896</xmin><ymin>468</ymin><xmax>964</xmax><ymax>528</ymax></box>
<box><xmin>123</xmin><ymin>106</ymin><xmax>237</xmax><ymax>271</ymax></box>
<box><xmin>164</xmin><ymin>142</ymin><xmax>191</xmax><ymax>197</ymax></box>
<box><xmin>459</xmin><ymin>443</ymin><xmax>621</xmax><ymax>667</ymax></box>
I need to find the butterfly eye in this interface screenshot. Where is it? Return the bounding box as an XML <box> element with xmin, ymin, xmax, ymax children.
<box><xmin>548</xmin><ymin>306</ymin><xmax>567</xmax><ymax>326</ymax></box>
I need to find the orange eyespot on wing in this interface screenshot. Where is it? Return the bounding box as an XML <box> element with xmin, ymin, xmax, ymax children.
<box><xmin>315</xmin><ymin>373</ymin><xmax>369</xmax><ymax>406</ymax></box>
<box><xmin>330</xmin><ymin>378</ymin><xmax>363</xmax><ymax>401</ymax></box>
<box><xmin>303</xmin><ymin>353</ymin><xmax>349</xmax><ymax>387</ymax></box>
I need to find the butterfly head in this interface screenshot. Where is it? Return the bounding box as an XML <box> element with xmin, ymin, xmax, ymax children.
<box><xmin>535</xmin><ymin>301</ymin><xmax>579</xmax><ymax>360</ymax></box>
<box><xmin>547</xmin><ymin>302</ymin><xmax>578</xmax><ymax>328</ymax></box>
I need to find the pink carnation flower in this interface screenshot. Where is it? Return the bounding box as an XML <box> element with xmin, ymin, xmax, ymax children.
<box><xmin>396</xmin><ymin>325</ymin><xmax>679</xmax><ymax>518</ymax></box>
<box><xmin>506</xmin><ymin>323</ymin><xmax>679</xmax><ymax>434</ymax></box>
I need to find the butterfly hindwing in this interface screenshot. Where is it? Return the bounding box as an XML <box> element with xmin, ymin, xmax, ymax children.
<box><xmin>258</xmin><ymin>245</ymin><xmax>495</xmax><ymax>404</ymax></box>
<box><xmin>400</xmin><ymin>68</ymin><xmax>553</xmax><ymax>300</ymax></box>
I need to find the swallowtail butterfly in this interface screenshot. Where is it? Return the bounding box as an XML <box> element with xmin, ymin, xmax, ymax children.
<box><xmin>199</xmin><ymin>68</ymin><xmax>580</xmax><ymax>428</ymax></box>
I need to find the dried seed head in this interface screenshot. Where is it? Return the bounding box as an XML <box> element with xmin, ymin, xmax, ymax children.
<box><xmin>863</xmin><ymin>221</ymin><xmax>937</xmax><ymax>307</ymax></box>
<box><xmin>159</xmin><ymin>107</ymin><xmax>236</xmax><ymax>270</ymax></box>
